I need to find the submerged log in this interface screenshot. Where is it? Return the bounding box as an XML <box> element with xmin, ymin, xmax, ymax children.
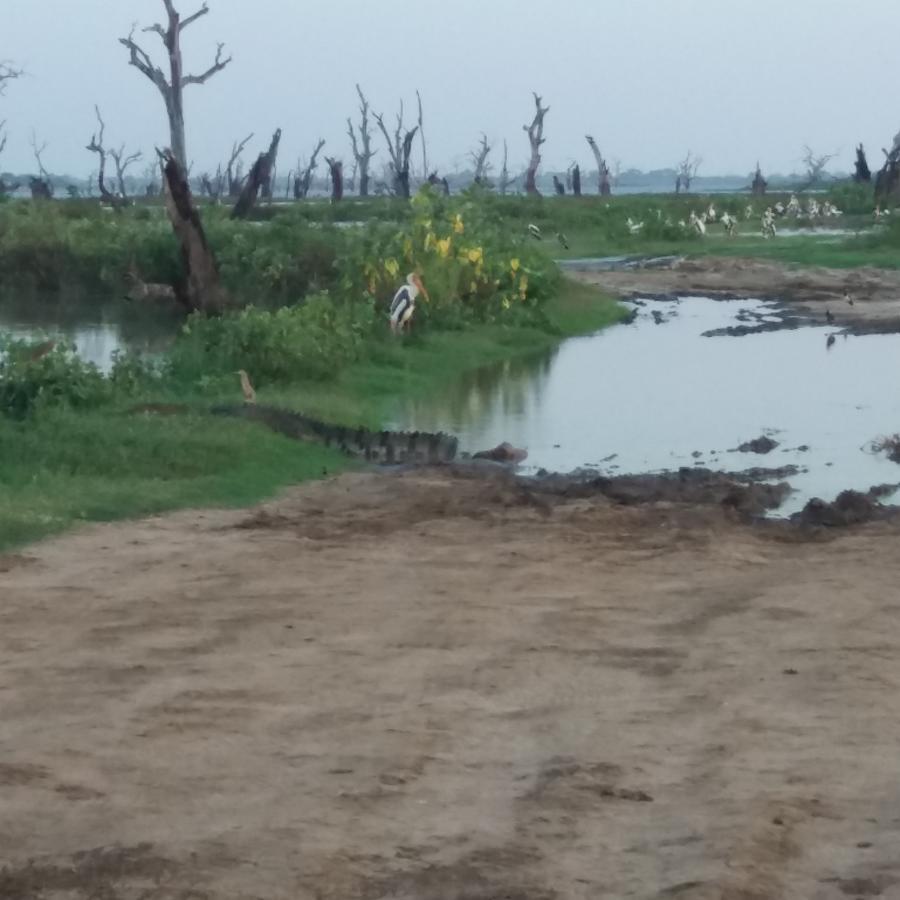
<box><xmin>232</xmin><ymin>128</ymin><xmax>281</xmax><ymax>220</ymax></box>
<box><xmin>158</xmin><ymin>147</ymin><xmax>230</xmax><ymax>313</ymax></box>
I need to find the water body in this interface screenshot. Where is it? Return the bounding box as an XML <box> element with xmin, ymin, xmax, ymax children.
<box><xmin>391</xmin><ymin>296</ymin><xmax>900</xmax><ymax>516</ymax></box>
<box><xmin>0</xmin><ymin>291</ymin><xmax>182</xmax><ymax>372</ymax></box>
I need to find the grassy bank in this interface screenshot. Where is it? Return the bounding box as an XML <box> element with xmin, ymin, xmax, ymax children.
<box><xmin>0</xmin><ymin>281</ymin><xmax>624</xmax><ymax>552</ymax></box>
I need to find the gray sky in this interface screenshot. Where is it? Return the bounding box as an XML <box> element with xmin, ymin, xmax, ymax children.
<box><xmin>1</xmin><ymin>0</ymin><xmax>897</xmax><ymax>177</ymax></box>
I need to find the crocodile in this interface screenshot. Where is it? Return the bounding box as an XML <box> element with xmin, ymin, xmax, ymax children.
<box><xmin>211</xmin><ymin>403</ymin><xmax>458</xmax><ymax>465</ymax></box>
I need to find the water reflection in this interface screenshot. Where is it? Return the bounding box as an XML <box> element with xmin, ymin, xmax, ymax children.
<box><xmin>391</xmin><ymin>296</ymin><xmax>900</xmax><ymax>516</ymax></box>
<box><xmin>0</xmin><ymin>289</ymin><xmax>183</xmax><ymax>371</ymax></box>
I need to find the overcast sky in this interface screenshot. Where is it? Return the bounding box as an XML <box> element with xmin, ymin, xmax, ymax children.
<box><xmin>1</xmin><ymin>0</ymin><xmax>897</xmax><ymax>178</ymax></box>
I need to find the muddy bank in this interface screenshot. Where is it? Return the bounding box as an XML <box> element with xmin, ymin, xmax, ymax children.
<box><xmin>569</xmin><ymin>256</ymin><xmax>900</xmax><ymax>331</ymax></box>
<box><xmin>3</xmin><ymin>467</ymin><xmax>900</xmax><ymax>898</ymax></box>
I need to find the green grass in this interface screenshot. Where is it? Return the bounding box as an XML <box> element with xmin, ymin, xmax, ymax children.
<box><xmin>0</xmin><ymin>281</ymin><xmax>624</xmax><ymax>552</ymax></box>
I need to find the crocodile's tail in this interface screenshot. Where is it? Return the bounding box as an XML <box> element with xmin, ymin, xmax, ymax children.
<box><xmin>212</xmin><ymin>404</ymin><xmax>458</xmax><ymax>465</ymax></box>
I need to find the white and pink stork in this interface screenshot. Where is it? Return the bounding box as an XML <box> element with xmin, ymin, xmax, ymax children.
<box><xmin>390</xmin><ymin>272</ymin><xmax>431</xmax><ymax>334</ymax></box>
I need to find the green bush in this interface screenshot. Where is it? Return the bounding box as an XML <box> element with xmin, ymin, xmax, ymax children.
<box><xmin>168</xmin><ymin>292</ymin><xmax>375</xmax><ymax>385</ymax></box>
<box><xmin>826</xmin><ymin>181</ymin><xmax>874</xmax><ymax>215</ymax></box>
<box><xmin>0</xmin><ymin>336</ymin><xmax>110</xmax><ymax>418</ymax></box>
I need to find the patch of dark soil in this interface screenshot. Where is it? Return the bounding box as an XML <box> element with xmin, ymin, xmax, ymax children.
<box><xmin>530</xmin><ymin>467</ymin><xmax>791</xmax><ymax>517</ymax></box>
<box><xmin>0</xmin><ymin>844</ymin><xmax>179</xmax><ymax>900</ymax></box>
<box><xmin>736</xmin><ymin>436</ymin><xmax>780</xmax><ymax>455</ymax></box>
<box><xmin>793</xmin><ymin>488</ymin><xmax>899</xmax><ymax>528</ymax></box>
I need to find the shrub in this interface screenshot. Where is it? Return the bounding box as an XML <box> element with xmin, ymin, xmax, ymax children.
<box><xmin>168</xmin><ymin>292</ymin><xmax>375</xmax><ymax>385</ymax></box>
<box><xmin>0</xmin><ymin>336</ymin><xmax>110</xmax><ymax>418</ymax></box>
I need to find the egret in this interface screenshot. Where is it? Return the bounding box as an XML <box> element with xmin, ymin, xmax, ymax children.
<box><xmin>390</xmin><ymin>272</ymin><xmax>431</xmax><ymax>335</ymax></box>
<box><xmin>238</xmin><ymin>370</ymin><xmax>257</xmax><ymax>404</ymax></box>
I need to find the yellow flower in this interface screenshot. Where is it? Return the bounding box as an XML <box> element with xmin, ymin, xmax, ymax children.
<box><xmin>469</xmin><ymin>281</ymin><xmax>478</xmax><ymax>293</ymax></box>
<box><xmin>510</xmin><ymin>258</ymin><xmax>520</xmax><ymax>273</ymax></box>
<box><xmin>424</xmin><ymin>232</ymin><xmax>435</xmax><ymax>252</ymax></box>
<box><xmin>519</xmin><ymin>275</ymin><xmax>529</xmax><ymax>300</ymax></box>
<box><xmin>467</xmin><ymin>247</ymin><xmax>483</xmax><ymax>265</ymax></box>
<box><xmin>385</xmin><ymin>258</ymin><xmax>400</xmax><ymax>279</ymax></box>
<box><xmin>436</xmin><ymin>238</ymin><xmax>452</xmax><ymax>258</ymax></box>
<box><xmin>502</xmin><ymin>297</ymin><xmax>511</xmax><ymax>310</ymax></box>
<box><xmin>453</xmin><ymin>214</ymin><xmax>465</xmax><ymax>234</ymax></box>
<box><xmin>403</xmin><ymin>238</ymin><xmax>414</xmax><ymax>260</ymax></box>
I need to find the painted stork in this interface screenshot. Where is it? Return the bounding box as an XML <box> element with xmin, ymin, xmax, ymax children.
<box><xmin>786</xmin><ymin>194</ymin><xmax>801</xmax><ymax>216</ymax></box>
<box><xmin>721</xmin><ymin>212</ymin><xmax>737</xmax><ymax>237</ymax></box>
<box><xmin>238</xmin><ymin>369</ymin><xmax>257</xmax><ymax>404</ymax></box>
<box><xmin>761</xmin><ymin>208</ymin><xmax>777</xmax><ymax>239</ymax></box>
<box><xmin>390</xmin><ymin>272</ymin><xmax>430</xmax><ymax>335</ymax></box>
<box><xmin>704</xmin><ymin>203</ymin><xmax>717</xmax><ymax>224</ymax></box>
<box><xmin>528</xmin><ymin>224</ymin><xmax>543</xmax><ymax>241</ymax></box>
<box><xmin>688</xmin><ymin>211</ymin><xmax>706</xmax><ymax>236</ymax></box>
<box><xmin>556</xmin><ymin>232</ymin><xmax>570</xmax><ymax>250</ymax></box>
<box><xmin>626</xmin><ymin>217</ymin><xmax>644</xmax><ymax>235</ymax></box>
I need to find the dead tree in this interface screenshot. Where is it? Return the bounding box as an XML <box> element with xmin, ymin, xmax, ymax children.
<box><xmin>854</xmin><ymin>144</ymin><xmax>872</xmax><ymax>183</ymax></box>
<box><xmin>427</xmin><ymin>172</ymin><xmax>450</xmax><ymax>196</ymax></box>
<box><xmin>0</xmin><ymin>62</ymin><xmax>21</xmax><ymax>96</ymax></box>
<box><xmin>676</xmin><ymin>151</ymin><xmax>702</xmax><ymax>193</ymax></box>
<box><xmin>120</xmin><ymin>1</ymin><xmax>232</xmax><ymax>170</ymax></box>
<box><xmin>225</xmin><ymin>133</ymin><xmax>253</xmax><ymax>197</ymax></box>
<box><xmin>572</xmin><ymin>164</ymin><xmax>582</xmax><ymax>197</ymax></box>
<box><xmin>110</xmin><ymin>146</ymin><xmax>142</xmax><ymax>199</ymax></box>
<box><xmin>585</xmin><ymin>135</ymin><xmax>611</xmax><ymax>196</ymax></box>
<box><xmin>374</xmin><ymin>103</ymin><xmax>419</xmax><ymax>199</ymax></box>
<box><xmin>498</xmin><ymin>140</ymin><xmax>517</xmax><ymax>194</ymax></box>
<box><xmin>86</xmin><ymin>106</ymin><xmax>118</xmax><ymax>202</ymax></box>
<box><xmin>751</xmin><ymin>162</ymin><xmax>767</xmax><ymax>196</ymax></box>
<box><xmin>552</xmin><ymin>175</ymin><xmax>565</xmax><ymax>196</ymax></box>
<box><xmin>29</xmin><ymin>132</ymin><xmax>53</xmax><ymax>198</ymax></box>
<box><xmin>800</xmin><ymin>145</ymin><xmax>835</xmax><ymax>190</ymax></box>
<box><xmin>875</xmin><ymin>138</ymin><xmax>900</xmax><ymax>205</ymax></box>
<box><xmin>347</xmin><ymin>84</ymin><xmax>375</xmax><ymax>197</ymax></box>
<box><xmin>0</xmin><ymin>121</ymin><xmax>17</xmax><ymax>197</ymax></box>
<box><xmin>157</xmin><ymin>147</ymin><xmax>229</xmax><ymax>313</ymax></box>
<box><xmin>470</xmin><ymin>133</ymin><xmax>492</xmax><ymax>186</ymax></box>
<box><xmin>325</xmin><ymin>157</ymin><xmax>343</xmax><ymax>202</ymax></box>
<box><xmin>523</xmin><ymin>93</ymin><xmax>549</xmax><ymax>195</ymax></box>
<box><xmin>416</xmin><ymin>90</ymin><xmax>427</xmax><ymax>183</ymax></box>
<box><xmin>200</xmin><ymin>166</ymin><xmax>225</xmax><ymax>200</ymax></box>
<box><xmin>232</xmin><ymin>129</ymin><xmax>281</xmax><ymax>219</ymax></box>
<box><xmin>294</xmin><ymin>138</ymin><xmax>325</xmax><ymax>199</ymax></box>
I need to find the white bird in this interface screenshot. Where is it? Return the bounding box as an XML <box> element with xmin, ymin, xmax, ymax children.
<box><xmin>704</xmin><ymin>203</ymin><xmax>717</xmax><ymax>224</ymax></box>
<box><xmin>744</xmin><ymin>204</ymin><xmax>755</xmax><ymax>221</ymax></box>
<box><xmin>774</xmin><ymin>201</ymin><xmax>786</xmax><ymax>217</ymax></box>
<box><xmin>806</xmin><ymin>199</ymin><xmax>820</xmax><ymax>218</ymax></box>
<box><xmin>688</xmin><ymin>211</ymin><xmax>706</xmax><ymax>235</ymax></box>
<box><xmin>626</xmin><ymin>217</ymin><xmax>644</xmax><ymax>234</ymax></box>
<box><xmin>390</xmin><ymin>272</ymin><xmax>430</xmax><ymax>335</ymax></box>
<box><xmin>761</xmin><ymin>208</ymin><xmax>777</xmax><ymax>239</ymax></box>
<box><xmin>528</xmin><ymin>223</ymin><xmax>543</xmax><ymax>241</ymax></box>
<box><xmin>786</xmin><ymin>194</ymin><xmax>801</xmax><ymax>216</ymax></box>
<box><xmin>721</xmin><ymin>211</ymin><xmax>737</xmax><ymax>237</ymax></box>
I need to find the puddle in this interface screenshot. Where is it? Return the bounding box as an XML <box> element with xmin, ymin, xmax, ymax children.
<box><xmin>0</xmin><ymin>291</ymin><xmax>181</xmax><ymax>373</ymax></box>
<box><xmin>391</xmin><ymin>296</ymin><xmax>900</xmax><ymax>516</ymax></box>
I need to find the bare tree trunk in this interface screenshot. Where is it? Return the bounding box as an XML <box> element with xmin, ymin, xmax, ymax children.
<box><xmin>499</xmin><ymin>139</ymin><xmax>516</xmax><ymax>194</ymax></box>
<box><xmin>572</xmin><ymin>164</ymin><xmax>582</xmax><ymax>196</ymax></box>
<box><xmin>29</xmin><ymin>131</ymin><xmax>53</xmax><ymax>199</ymax></box>
<box><xmin>225</xmin><ymin>133</ymin><xmax>253</xmax><ymax>197</ymax></box>
<box><xmin>523</xmin><ymin>93</ymin><xmax>549</xmax><ymax>195</ymax></box>
<box><xmin>552</xmin><ymin>175</ymin><xmax>565</xmax><ymax>196</ymax></box>
<box><xmin>326</xmin><ymin>157</ymin><xmax>343</xmax><ymax>202</ymax></box>
<box><xmin>158</xmin><ymin>148</ymin><xmax>229</xmax><ymax>313</ymax></box>
<box><xmin>120</xmin><ymin>1</ymin><xmax>232</xmax><ymax>170</ymax></box>
<box><xmin>86</xmin><ymin>107</ymin><xmax>118</xmax><ymax>203</ymax></box>
<box><xmin>585</xmin><ymin>135</ymin><xmax>611</xmax><ymax>196</ymax></box>
<box><xmin>416</xmin><ymin>90</ymin><xmax>427</xmax><ymax>183</ymax></box>
<box><xmin>374</xmin><ymin>105</ymin><xmax>418</xmax><ymax>199</ymax></box>
<box><xmin>293</xmin><ymin>138</ymin><xmax>325</xmax><ymax>199</ymax></box>
<box><xmin>347</xmin><ymin>84</ymin><xmax>375</xmax><ymax>198</ymax></box>
<box><xmin>470</xmin><ymin>133</ymin><xmax>492</xmax><ymax>186</ymax></box>
<box><xmin>854</xmin><ymin>144</ymin><xmax>872</xmax><ymax>183</ymax></box>
<box><xmin>751</xmin><ymin>163</ymin><xmax>767</xmax><ymax>196</ymax></box>
<box><xmin>231</xmin><ymin>129</ymin><xmax>281</xmax><ymax>219</ymax></box>
<box><xmin>875</xmin><ymin>145</ymin><xmax>900</xmax><ymax>204</ymax></box>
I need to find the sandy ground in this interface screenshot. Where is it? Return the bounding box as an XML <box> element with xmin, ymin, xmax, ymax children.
<box><xmin>3</xmin><ymin>467</ymin><xmax>900</xmax><ymax>899</ymax></box>
<box><xmin>569</xmin><ymin>256</ymin><xmax>900</xmax><ymax>328</ymax></box>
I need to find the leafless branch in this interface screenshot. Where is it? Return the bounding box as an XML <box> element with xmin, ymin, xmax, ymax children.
<box><xmin>182</xmin><ymin>42</ymin><xmax>232</xmax><ymax>86</ymax></box>
<box><xmin>179</xmin><ymin>2</ymin><xmax>210</xmax><ymax>31</ymax></box>
<box><xmin>0</xmin><ymin>62</ymin><xmax>22</xmax><ymax>95</ymax></box>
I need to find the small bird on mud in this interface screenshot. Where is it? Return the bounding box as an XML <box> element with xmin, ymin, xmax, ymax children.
<box><xmin>238</xmin><ymin>369</ymin><xmax>257</xmax><ymax>404</ymax></box>
<box><xmin>556</xmin><ymin>232</ymin><xmax>569</xmax><ymax>250</ymax></box>
<box><xmin>389</xmin><ymin>272</ymin><xmax>430</xmax><ymax>335</ymax></box>
<box><xmin>826</xmin><ymin>334</ymin><xmax>836</xmax><ymax>350</ymax></box>
<box><xmin>826</xmin><ymin>309</ymin><xmax>834</xmax><ymax>324</ymax></box>
<box><xmin>845</xmin><ymin>291</ymin><xmax>855</xmax><ymax>307</ymax></box>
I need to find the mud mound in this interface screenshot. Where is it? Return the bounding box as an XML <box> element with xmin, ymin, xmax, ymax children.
<box><xmin>736</xmin><ymin>436</ymin><xmax>780</xmax><ymax>455</ymax></box>
<box><xmin>793</xmin><ymin>487</ymin><xmax>899</xmax><ymax>527</ymax></box>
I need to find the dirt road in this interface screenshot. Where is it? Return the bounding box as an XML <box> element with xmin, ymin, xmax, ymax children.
<box><xmin>2</xmin><ymin>467</ymin><xmax>900</xmax><ymax>899</ymax></box>
<box><xmin>569</xmin><ymin>256</ymin><xmax>900</xmax><ymax>329</ymax></box>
